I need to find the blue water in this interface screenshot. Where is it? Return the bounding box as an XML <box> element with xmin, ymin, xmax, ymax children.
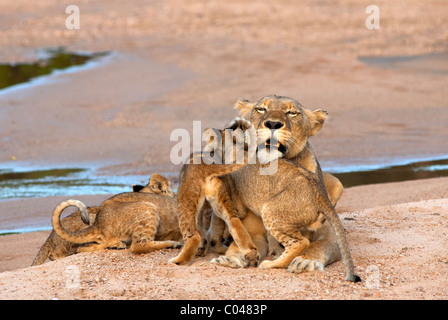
<box><xmin>1</xmin><ymin>156</ymin><xmax>447</xmax><ymax>234</ymax></box>
<box><xmin>0</xmin><ymin>47</ymin><xmax>108</xmax><ymax>90</ymax></box>
<box><xmin>0</xmin><ymin>167</ymin><xmax>173</xmax><ymax>200</ymax></box>
<box><xmin>1</xmin><ymin>156</ymin><xmax>448</xmax><ymax>200</ymax></box>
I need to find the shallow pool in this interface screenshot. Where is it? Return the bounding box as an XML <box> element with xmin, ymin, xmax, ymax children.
<box><xmin>0</xmin><ymin>47</ymin><xmax>108</xmax><ymax>90</ymax></box>
<box><xmin>1</xmin><ymin>157</ymin><xmax>447</xmax><ymax>200</ymax></box>
<box><xmin>0</xmin><ymin>167</ymin><xmax>162</xmax><ymax>199</ymax></box>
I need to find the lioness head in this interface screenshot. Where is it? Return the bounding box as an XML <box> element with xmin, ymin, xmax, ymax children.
<box><xmin>234</xmin><ymin>95</ymin><xmax>328</xmax><ymax>160</ymax></box>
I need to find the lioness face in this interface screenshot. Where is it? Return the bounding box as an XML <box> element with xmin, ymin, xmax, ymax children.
<box><xmin>235</xmin><ymin>95</ymin><xmax>328</xmax><ymax>159</ymax></box>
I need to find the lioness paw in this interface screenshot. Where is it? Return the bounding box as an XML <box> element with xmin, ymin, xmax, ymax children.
<box><xmin>287</xmin><ymin>257</ymin><xmax>324</xmax><ymax>273</ymax></box>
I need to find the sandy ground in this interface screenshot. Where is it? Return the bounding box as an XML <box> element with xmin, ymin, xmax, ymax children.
<box><xmin>1</xmin><ymin>178</ymin><xmax>447</xmax><ymax>300</ymax></box>
<box><xmin>0</xmin><ymin>0</ymin><xmax>447</xmax><ymax>300</ymax></box>
<box><xmin>1</xmin><ymin>190</ymin><xmax>447</xmax><ymax>300</ymax></box>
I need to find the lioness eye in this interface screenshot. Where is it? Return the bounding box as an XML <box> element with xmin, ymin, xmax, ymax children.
<box><xmin>255</xmin><ymin>107</ymin><xmax>266</xmax><ymax>114</ymax></box>
<box><xmin>287</xmin><ymin>111</ymin><xmax>298</xmax><ymax>117</ymax></box>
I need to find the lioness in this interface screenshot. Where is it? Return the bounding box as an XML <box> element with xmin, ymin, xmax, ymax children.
<box><xmin>170</xmin><ymin>118</ymin><xmax>360</xmax><ymax>282</ymax></box>
<box><xmin>50</xmin><ymin>175</ymin><xmax>181</xmax><ymax>256</ymax></box>
<box><xmin>210</xmin><ymin>95</ymin><xmax>346</xmax><ymax>275</ymax></box>
<box><xmin>32</xmin><ymin>174</ymin><xmax>177</xmax><ymax>265</ymax></box>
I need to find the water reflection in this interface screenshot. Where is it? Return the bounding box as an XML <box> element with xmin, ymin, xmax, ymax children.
<box><xmin>0</xmin><ymin>48</ymin><xmax>108</xmax><ymax>90</ymax></box>
<box><xmin>0</xmin><ymin>168</ymin><xmax>153</xmax><ymax>199</ymax></box>
<box><xmin>332</xmin><ymin>158</ymin><xmax>448</xmax><ymax>188</ymax></box>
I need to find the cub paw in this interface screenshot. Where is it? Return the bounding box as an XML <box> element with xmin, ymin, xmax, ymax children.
<box><xmin>210</xmin><ymin>254</ymin><xmax>249</xmax><ymax>268</ymax></box>
<box><xmin>227</xmin><ymin>117</ymin><xmax>253</xmax><ymax>132</ymax></box>
<box><xmin>287</xmin><ymin>257</ymin><xmax>324</xmax><ymax>273</ymax></box>
<box><xmin>168</xmin><ymin>256</ymin><xmax>184</xmax><ymax>265</ymax></box>
<box><xmin>196</xmin><ymin>246</ymin><xmax>207</xmax><ymax>257</ymax></box>
<box><xmin>170</xmin><ymin>242</ymin><xmax>183</xmax><ymax>249</ymax></box>
<box><xmin>209</xmin><ymin>240</ymin><xmax>229</xmax><ymax>254</ymax></box>
<box><xmin>258</xmin><ymin>260</ymin><xmax>275</xmax><ymax>269</ymax></box>
<box><xmin>244</xmin><ymin>248</ymin><xmax>260</xmax><ymax>267</ymax></box>
<box><xmin>168</xmin><ymin>252</ymin><xmax>189</xmax><ymax>265</ymax></box>
<box><xmin>267</xmin><ymin>241</ymin><xmax>284</xmax><ymax>257</ymax></box>
<box><xmin>107</xmin><ymin>241</ymin><xmax>127</xmax><ymax>250</ymax></box>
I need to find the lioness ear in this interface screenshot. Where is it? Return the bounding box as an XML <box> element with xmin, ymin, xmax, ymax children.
<box><xmin>304</xmin><ymin>109</ymin><xmax>328</xmax><ymax>136</ymax></box>
<box><xmin>234</xmin><ymin>98</ymin><xmax>255</xmax><ymax>118</ymax></box>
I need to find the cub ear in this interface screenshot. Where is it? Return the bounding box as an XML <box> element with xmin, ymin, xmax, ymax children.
<box><xmin>234</xmin><ymin>98</ymin><xmax>255</xmax><ymax>118</ymax></box>
<box><xmin>203</xmin><ymin>128</ymin><xmax>222</xmax><ymax>146</ymax></box>
<box><xmin>149</xmin><ymin>174</ymin><xmax>170</xmax><ymax>192</ymax></box>
<box><xmin>226</xmin><ymin>117</ymin><xmax>253</xmax><ymax>131</ymax></box>
<box><xmin>304</xmin><ymin>108</ymin><xmax>328</xmax><ymax>136</ymax></box>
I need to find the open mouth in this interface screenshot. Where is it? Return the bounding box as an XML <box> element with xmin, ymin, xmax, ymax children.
<box><xmin>265</xmin><ymin>139</ymin><xmax>287</xmax><ymax>155</ymax></box>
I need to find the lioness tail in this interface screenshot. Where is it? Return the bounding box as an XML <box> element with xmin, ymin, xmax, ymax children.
<box><xmin>321</xmin><ymin>202</ymin><xmax>361</xmax><ymax>283</ymax></box>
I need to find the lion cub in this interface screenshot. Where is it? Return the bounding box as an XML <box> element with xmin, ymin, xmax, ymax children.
<box><xmin>50</xmin><ymin>174</ymin><xmax>181</xmax><ymax>257</ymax></box>
<box><xmin>169</xmin><ymin>119</ymin><xmax>259</xmax><ymax>266</ymax></box>
<box><xmin>32</xmin><ymin>174</ymin><xmax>177</xmax><ymax>265</ymax></box>
<box><xmin>32</xmin><ymin>207</ymin><xmax>99</xmax><ymax>266</ymax></box>
<box><xmin>132</xmin><ymin>173</ymin><xmax>175</xmax><ymax>197</ymax></box>
<box><xmin>229</xmin><ymin>155</ymin><xmax>360</xmax><ymax>281</ymax></box>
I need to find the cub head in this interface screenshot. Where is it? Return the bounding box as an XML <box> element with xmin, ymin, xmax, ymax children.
<box><xmin>203</xmin><ymin>118</ymin><xmax>256</xmax><ymax>165</ymax></box>
<box><xmin>132</xmin><ymin>174</ymin><xmax>175</xmax><ymax>197</ymax></box>
<box><xmin>235</xmin><ymin>95</ymin><xmax>328</xmax><ymax>159</ymax></box>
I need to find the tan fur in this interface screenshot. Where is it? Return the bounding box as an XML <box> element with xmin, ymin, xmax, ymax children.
<box><xmin>31</xmin><ymin>207</ymin><xmax>99</xmax><ymax>266</ymax></box>
<box><xmin>209</xmin><ymin>95</ymin><xmax>353</xmax><ymax>279</ymax></box>
<box><xmin>232</xmin><ymin>159</ymin><xmax>359</xmax><ymax>281</ymax></box>
<box><xmin>33</xmin><ymin>175</ymin><xmax>177</xmax><ymax>265</ymax></box>
<box><xmin>207</xmin><ymin>120</ymin><xmax>359</xmax><ymax>281</ymax></box>
<box><xmin>49</xmin><ymin>175</ymin><xmax>181</xmax><ymax>258</ymax></box>
<box><xmin>132</xmin><ymin>174</ymin><xmax>175</xmax><ymax>197</ymax></box>
<box><xmin>169</xmin><ymin>114</ymin><xmax>359</xmax><ymax>281</ymax></box>
<box><xmin>169</xmin><ymin>120</ymin><xmax>260</xmax><ymax>266</ymax></box>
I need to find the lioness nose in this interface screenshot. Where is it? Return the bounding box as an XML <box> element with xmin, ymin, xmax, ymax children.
<box><xmin>264</xmin><ymin>120</ymin><xmax>284</xmax><ymax>129</ymax></box>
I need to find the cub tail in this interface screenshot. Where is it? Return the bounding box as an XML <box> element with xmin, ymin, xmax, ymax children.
<box><xmin>52</xmin><ymin>199</ymin><xmax>101</xmax><ymax>244</ymax></box>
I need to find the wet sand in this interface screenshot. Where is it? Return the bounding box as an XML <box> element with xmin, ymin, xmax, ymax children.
<box><xmin>0</xmin><ymin>0</ymin><xmax>447</xmax><ymax>300</ymax></box>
